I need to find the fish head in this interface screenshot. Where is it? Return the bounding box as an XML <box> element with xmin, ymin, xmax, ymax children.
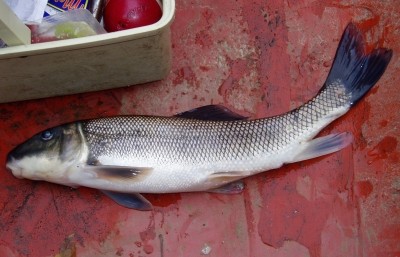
<box><xmin>6</xmin><ymin>122</ymin><xmax>87</xmax><ymax>186</ymax></box>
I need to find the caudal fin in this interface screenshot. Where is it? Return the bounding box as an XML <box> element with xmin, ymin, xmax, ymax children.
<box><xmin>324</xmin><ymin>23</ymin><xmax>392</xmax><ymax>105</ymax></box>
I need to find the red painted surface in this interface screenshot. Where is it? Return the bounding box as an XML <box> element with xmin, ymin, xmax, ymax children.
<box><xmin>0</xmin><ymin>1</ymin><xmax>399</xmax><ymax>257</ymax></box>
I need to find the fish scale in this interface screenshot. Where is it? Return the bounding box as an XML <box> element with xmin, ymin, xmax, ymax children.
<box><xmin>81</xmin><ymin>81</ymin><xmax>348</xmax><ymax>169</ymax></box>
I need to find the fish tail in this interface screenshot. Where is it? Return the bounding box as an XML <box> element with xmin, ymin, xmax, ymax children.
<box><xmin>324</xmin><ymin>23</ymin><xmax>392</xmax><ymax>105</ymax></box>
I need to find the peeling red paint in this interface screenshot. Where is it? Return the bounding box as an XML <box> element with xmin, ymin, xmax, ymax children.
<box><xmin>354</xmin><ymin>181</ymin><xmax>373</xmax><ymax>199</ymax></box>
<box><xmin>367</xmin><ymin>136</ymin><xmax>398</xmax><ymax>163</ymax></box>
<box><xmin>0</xmin><ymin>0</ymin><xmax>399</xmax><ymax>257</ymax></box>
<box><xmin>258</xmin><ymin>158</ymin><xmax>358</xmax><ymax>257</ymax></box>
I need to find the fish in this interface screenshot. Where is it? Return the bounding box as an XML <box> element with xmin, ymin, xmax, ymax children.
<box><xmin>6</xmin><ymin>23</ymin><xmax>392</xmax><ymax>210</ymax></box>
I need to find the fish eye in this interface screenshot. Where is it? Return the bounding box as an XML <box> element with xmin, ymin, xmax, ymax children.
<box><xmin>41</xmin><ymin>130</ymin><xmax>54</xmax><ymax>141</ymax></box>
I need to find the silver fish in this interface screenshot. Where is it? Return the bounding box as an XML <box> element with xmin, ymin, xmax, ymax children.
<box><xmin>6</xmin><ymin>23</ymin><xmax>392</xmax><ymax>210</ymax></box>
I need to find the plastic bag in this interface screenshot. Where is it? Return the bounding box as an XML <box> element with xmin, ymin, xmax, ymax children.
<box><xmin>29</xmin><ymin>9</ymin><xmax>106</xmax><ymax>43</ymax></box>
<box><xmin>4</xmin><ymin>0</ymin><xmax>47</xmax><ymax>22</ymax></box>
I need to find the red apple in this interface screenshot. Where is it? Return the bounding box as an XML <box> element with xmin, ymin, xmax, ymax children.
<box><xmin>103</xmin><ymin>0</ymin><xmax>162</xmax><ymax>32</ymax></box>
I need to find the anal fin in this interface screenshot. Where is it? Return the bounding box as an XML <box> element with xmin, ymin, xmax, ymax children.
<box><xmin>291</xmin><ymin>132</ymin><xmax>353</xmax><ymax>163</ymax></box>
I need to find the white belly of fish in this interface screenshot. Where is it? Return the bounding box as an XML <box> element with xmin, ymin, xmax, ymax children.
<box><xmin>83</xmin><ymin>152</ymin><xmax>285</xmax><ymax>193</ymax></box>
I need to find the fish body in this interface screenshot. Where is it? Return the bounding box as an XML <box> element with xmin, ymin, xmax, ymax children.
<box><xmin>6</xmin><ymin>23</ymin><xmax>392</xmax><ymax>210</ymax></box>
<box><xmin>79</xmin><ymin>101</ymin><xmax>348</xmax><ymax>194</ymax></box>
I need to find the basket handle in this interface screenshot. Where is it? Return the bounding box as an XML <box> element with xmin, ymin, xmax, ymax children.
<box><xmin>0</xmin><ymin>0</ymin><xmax>31</xmax><ymax>46</ymax></box>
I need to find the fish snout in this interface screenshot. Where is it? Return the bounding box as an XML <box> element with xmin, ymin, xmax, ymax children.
<box><xmin>5</xmin><ymin>154</ymin><xmax>23</xmax><ymax>179</ymax></box>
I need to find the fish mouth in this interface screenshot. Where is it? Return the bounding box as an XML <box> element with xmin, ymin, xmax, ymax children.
<box><xmin>5</xmin><ymin>155</ymin><xmax>23</xmax><ymax>179</ymax></box>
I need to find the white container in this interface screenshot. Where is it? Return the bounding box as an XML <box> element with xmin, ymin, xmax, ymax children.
<box><xmin>0</xmin><ymin>0</ymin><xmax>175</xmax><ymax>103</ymax></box>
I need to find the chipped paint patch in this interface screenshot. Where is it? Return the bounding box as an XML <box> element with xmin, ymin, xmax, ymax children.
<box><xmin>296</xmin><ymin>175</ymin><xmax>312</xmax><ymax>201</ymax></box>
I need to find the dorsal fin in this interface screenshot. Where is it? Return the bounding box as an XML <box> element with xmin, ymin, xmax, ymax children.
<box><xmin>175</xmin><ymin>105</ymin><xmax>247</xmax><ymax>121</ymax></box>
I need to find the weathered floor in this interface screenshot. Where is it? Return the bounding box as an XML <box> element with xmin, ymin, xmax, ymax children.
<box><xmin>0</xmin><ymin>1</ymin><xmax>399</xmax><ymax>257</ymax></box>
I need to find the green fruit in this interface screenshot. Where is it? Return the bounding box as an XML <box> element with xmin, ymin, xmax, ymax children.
<box><xmin>54</xmin><ymin>21</ymin><xmax>96</xmax><ymax>39</ymax></box>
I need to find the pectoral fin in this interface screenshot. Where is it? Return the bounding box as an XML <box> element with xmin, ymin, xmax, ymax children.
<box><xmin>84</xmin><ymin>165</ymin><xmax>152</xmax><ymax>182</ymax></box>
<box><xmin>101</xmin><ymin>190</ymin><xmax>153</xmax><ymax>210</ymax></box>
<box><xmin>291</xmin><ymin>132</ymin><xmax>353</xmax><ymax>163</ymax></box>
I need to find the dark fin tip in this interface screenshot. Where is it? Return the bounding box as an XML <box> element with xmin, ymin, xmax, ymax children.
<box><xmin>97</xmin><ymin>167</ymin><xmax>142</xmax><ymax>179</ymax></box>
<box><xmin>87</xmin><ymin>165</ymin><xmax>152</xmax><ymax>182</ymax></box>
<box><xmin>325</xmin><ymin>22</ymin><xmax>393</xmax><ymax>106</ymax></box>
<box><xmin>175</xmin><ymin>104</ymin><xmax>247</xmax><ymax>121</ymax></box>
